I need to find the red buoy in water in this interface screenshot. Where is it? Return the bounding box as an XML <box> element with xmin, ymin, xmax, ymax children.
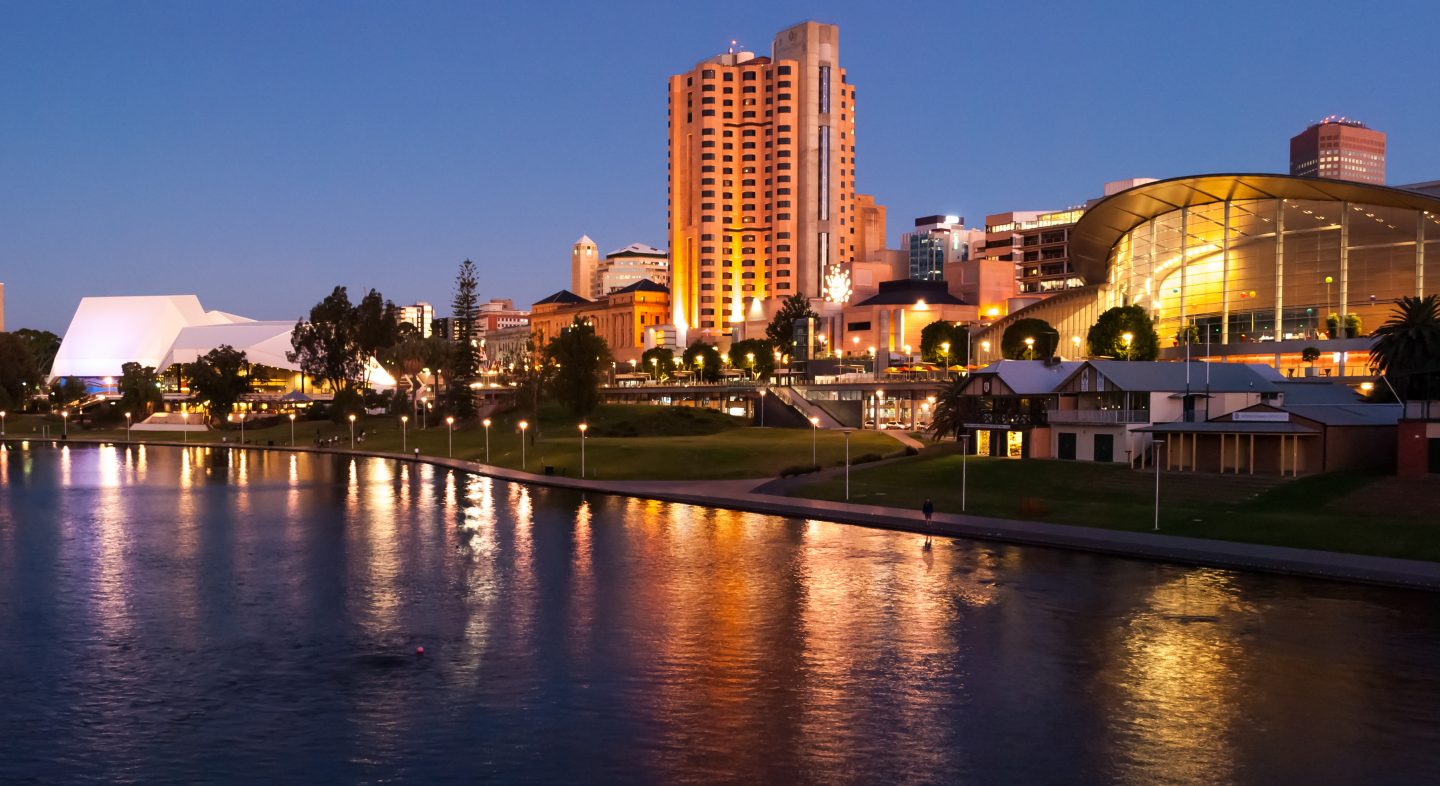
<box><xmin>416</xmin><ymin>646</ymin><xmax>425</xmax><ymax>656</ymax></box>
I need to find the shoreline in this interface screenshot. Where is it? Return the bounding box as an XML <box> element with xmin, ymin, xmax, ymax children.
<box><xmin>8</xmin><ymin>435</ymin><xmax>1440</xmax><ymax>592</ymax></box>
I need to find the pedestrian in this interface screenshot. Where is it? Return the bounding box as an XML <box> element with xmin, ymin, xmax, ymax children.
<box><xmin>922</xmin><ymin>497</ymin><xmax>934</xmax><ymax>524</ymax></box>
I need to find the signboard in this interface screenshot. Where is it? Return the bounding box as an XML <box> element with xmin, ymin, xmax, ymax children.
<box><xmin>1233</xmin><ymin>411</ymin><xmax>1290</xmax><ymax>422</ymax></box>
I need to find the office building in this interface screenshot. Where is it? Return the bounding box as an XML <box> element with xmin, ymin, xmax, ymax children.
<box><xmin>668</xmin><ymin>21</ymin><xmax>857</xmax><ymax>339</ymax></box>
<box><xmin>397</xmin><ymin>302</ymin><xmax>434</xmax><ymax>337</ymax></box>
<box><xmin>901</xmin><ymin>215</ymin><xmax>984</xmax><ymax>281</ymax></box>
<box><xmin>1290</xmin><ymin>117</ymin><xmax>1386</xmax><ymax>184</ymax></box>
<box><xmin>601</xmin><ymin>244</ymin><xmax>670</xmax><ymax>295</ymax></box>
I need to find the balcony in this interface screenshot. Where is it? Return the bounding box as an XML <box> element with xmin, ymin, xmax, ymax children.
<box><xmin>1046</xmin><ymin>409</ymin><xmax>1151</xmax><ymax>425</ymax></box>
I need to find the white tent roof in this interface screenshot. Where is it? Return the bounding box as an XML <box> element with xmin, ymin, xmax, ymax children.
<box><xmin>51</xmin><ymin>294</ymin><xmax>394</xmax><ymax>389</ymax></box>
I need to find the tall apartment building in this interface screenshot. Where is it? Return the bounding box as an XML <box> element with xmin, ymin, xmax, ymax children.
<box><xmin>984</xmin><ymin>209</ymin><xmax>1086</xmax><ymax>295</ymax></box>
<box><xmin>901</xmin><ymin>215</ymin><xmax>984</xmax><ymax>281</ymax></box>
<box><xmin>397</xmin><ymin>302</ymin><xmax>434</xmax><ymax>337</ymax></box>
<box><xmin>1290</xmin><ymin>117</ymin><xmax>1386</xmax><ymax>184</ymax></box>
<box><xmin>571</xmin><ymin>235</ymin><xmax>600</xmax><ymax>299</ymax></box>
<box><xmin>601</xmin><ymin>244</ymin><xmax>670</xmax><ymax>295</ymax></box>
<box><xmin>668</xmin><ymin>21</ymin><xmax>857</xmax><ymax>338</ymax></box>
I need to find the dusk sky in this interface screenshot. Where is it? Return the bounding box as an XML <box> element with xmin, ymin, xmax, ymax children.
<box><xmin>5</xmin><ymin>0</ymin><xmax>1439</xmax><ymax>333</ymax></box>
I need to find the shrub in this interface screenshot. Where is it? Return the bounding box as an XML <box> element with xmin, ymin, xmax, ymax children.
<box><xmin>853</xmin><ymin>452</ymin><xmax>884</xmax><ymax>465</ymax></box>
<box><xmin>778</xmin><ymin>463</ymin><xmax>821</xmax><ymax>477</ymax></box>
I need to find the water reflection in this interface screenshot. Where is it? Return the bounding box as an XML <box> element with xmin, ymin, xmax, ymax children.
<box><xmin>0</xmin><ymin>445</ymin><xmax>1437</xmax><ymax>785</ymax></box>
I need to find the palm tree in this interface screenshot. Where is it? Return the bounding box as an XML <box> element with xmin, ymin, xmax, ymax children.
<box><xmin>1369</xmin><ymin>295</ymin><xmax>1440</xmax><ymax>400</ymax></box>
<box><xmin>928</xmin><ymin>375</ymin><xmax>968</xmax><ymax>441</ymax></box>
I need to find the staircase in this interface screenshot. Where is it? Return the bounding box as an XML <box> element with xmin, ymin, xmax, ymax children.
<box><xmin>771</xmin><ymin>386</ymin><xmax>845</xmax><ymax>428</ymax></box>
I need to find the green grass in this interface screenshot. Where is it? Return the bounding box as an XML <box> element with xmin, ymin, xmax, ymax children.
<box><xmin>3</xmin><ymin>406</ymin><xmax>901</xmax><ymax>482</ymax></box>
<box><xmin>789</xmin><ymin>452</ymin><xmax>1440</xmax><ymax>562</ymax></box>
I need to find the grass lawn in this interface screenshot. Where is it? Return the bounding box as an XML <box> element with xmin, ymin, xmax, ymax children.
<box><xmin>789</xmin><ymin>452</ymin><xmax>1440</xmax><ymax>562</ymax></box>
<box><xmin>3</xmin><ymin>405</ymin><xmax>902</xmax><ymax>482</ymax></box>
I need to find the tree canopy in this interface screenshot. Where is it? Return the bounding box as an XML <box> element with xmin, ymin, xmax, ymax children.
<box><xmin>289</xmin><ymin>286</ymin><xmax>365</xmax><ymax>393</ymax></box>
<box><xmin>0</xmin><ymin>332</ymin><xmax>41</xmax><ymax>412</ymax></box>
<box><xmin>765</xmin><ymin>292</ymin><xmax>819</xmax><ymax>352</ymax></box>
<box><xmin>1001</xmin><ymin>318</ymin><xmax>1056</xmax><ymax>360</ymax></box>
<box><xmin>1369</xmin><ymin>295</ymin><xmax>1440</xmax><ymax>400</ymax></box>
<box><xmin>543</xmin><ymin>317</ymin><xmax>612</xmax><ymax>416</ymax></box>
<box><xmin>919</xmin><ymin>320</ymin><xmax>969</xmax><ymax>365</ymax></box>
<box><xmin>117</xmin><ymin>362</ymin><xmax>164</xmax><ymax>419</ymax></box>
<box><xmin>12</xmin><ymin>328</ymin><xmax>60</xmax><ymax>378</ymax></box>
<box><xmin>641</xmin><ymin>347</ymin><xmax>676</xmax><ymax>380</ymax></box>
<box><xmin>927</xmin><ymin>376</ymin><xmax>968</xmax><ymax>441</ymax></box>
<box><xmin>450</xmin><ymin>259</ymin><xmax>481</xmax><ymax>418</ymax></box>
<box><xmin>188</xmin><ymin>345</ymin><xmax>250</xmax><ymax>424</ymax></box>
<box><xmin>729</xmin><ymin>338</ymin><xmax>775</xmax><ymax>379</ymax></box>
<box><xmin>682</xmin><ymin>341</ymin><xmax>722</xmax><ymax>382</ymax></box>
<box><xmin>1086</xmin><ymin>305</ymin><xmax>1159</xmax><ymax>360</ymax></box>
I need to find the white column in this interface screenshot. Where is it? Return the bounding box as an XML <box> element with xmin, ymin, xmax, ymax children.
<box><xmin>1221</xmin><ymin>201</ymin><xmax>1231</xmax><ymax>344</ymax></box>
<box><xmin>1274</xmin><ymin>201</ymin><xmax>1285</xmax><ymax>341</ymax></box>
<box><xmin>1339</xmin><ymin>201</ymin><xmax>1350</xmax><ymax>334</ymax></box>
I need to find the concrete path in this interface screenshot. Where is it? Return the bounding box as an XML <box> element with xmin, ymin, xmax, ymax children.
<box><xmin>12</xmin><ymin>436</ymin><xmax>1440</xmax><ymax>591</ymax></box>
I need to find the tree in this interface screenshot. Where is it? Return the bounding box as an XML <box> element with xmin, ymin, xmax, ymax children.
<box><xmin>1001</xmin><ymin>318</ymin><xmax>1056</xmax><ymax>360</ymax></box>
<box><xmin>187</xmin><ymin>345</ymin><xmax>250</xmax><ymax>424</ymax></box>
<box><xmin>919</xmin><ymin>320</ymin><xmax>969</xmax><ymax>366</ymax></box>
<box><xmin>0</xmin><ymin>332</ymin><xmax>41</xmax><ymax>411</ymax></box>
<box><xmin>1369</xmin><ymin>295</ymin><xmax>1440</xmax><ymax>400</ymax></box>
<box><xmin>543</xmin><ymin>317</ymin><xmax>612</xmax><ymax>416</ymax></box>
<box><xmin>765</xmin><ymin>292</ymin><xmax>819</xmax><ymax>351</ymax></box>
<box><xmin>729</xmin><ymin>338</ymin><xmax>775</xmax><ymax>379</ymax></box>
<box><xmin>450</xmin><ymin>259</ymin><xmax>481</xmax><ymax>418</ymax></box>
<box><xmin>1301</xmin><ymin>347</ymin><xmax>1322</xmax><ymax>368</ymax></box>
<box><xmin>927</xmin><ymin>375</ymin><xmax>968</xmax><ymax>441</ymax></box>
<box><xmin>641</xmin><ymin>347</ymin><xmax>676</xmax><ymax>380</ymax></box>
<box><xmin>1086</xmin><ymin>305</ymin><xmax>1159</xmax><ymax>361</ymax></box>
<box><xmin>289</xmin><ymin>286</ymin><xmax>363</xmax><ymax>394</ymax></box>
<box><xmin>354</xmin><ymin>288</ymin><xmax>399</xmax><ymax>389</ymax></box>
<box><xmin>682</xmin><ymin>341</ymin><xmax>722</xmax><ymax>382</ymax></box>
<box><xmin>13</xmin><ymin>328</ymin><xmax>60</xmax><ymax>378</ymax></box>
<box><xmin>117</xmin><ymin>362</ymin><xmax>164</xmax><ymax>419</ymax></box>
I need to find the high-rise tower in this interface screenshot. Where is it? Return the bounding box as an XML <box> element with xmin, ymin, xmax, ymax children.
<box><xmin>668</xmin><ymin>21</ymin><xmax>856</xmax><ymax>339</ymax></box>
<box><xmin>571</xmin><ymin>235</ymin><xmax>600</xmax><ymax>299</ymax></box>
<box><xmin>1290</xmin><ymin>117</ymin><xmax>1386</xmax><ymax>184</ymax></box>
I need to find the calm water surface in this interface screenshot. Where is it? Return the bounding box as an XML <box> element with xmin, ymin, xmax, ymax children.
<box><xmin>1</xmin><ymin>444</ymin><xmax>1438</xmax><ymax>784</ymax></box>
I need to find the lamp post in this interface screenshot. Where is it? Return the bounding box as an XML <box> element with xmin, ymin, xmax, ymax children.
<box><xmin>746</xmin><ymin>352</ymin><xmax>755</xmax><ymax>379</ymax></box>
<box><xmin>288</xmin><ymin>412</ymin><xmax>296</xmax><ymax>446</ymax></box>
<box><xmin>519</xmin><ymin>420</ymin><xmax>529</xmax><ymax>470</ymax></box>
<box><xmin>445</xmin><ymin>416</ymin><xmax>455</xmax><ymax>457</ymax></box>
<box><xmin>695</xmin><ymin>354</ymin><xmax>704</xmax><ymax>384</ymax></box>
<box><xmin>61</xmin><ymin>409</ymin><xmax>69</xmax><ymax>438</ymax></box>
<box><xmin>124</xmin><ymin>412</ymin><xmax>132</xmax><ymax>442</ymax></box>
<box><xmin>1024</xmin><ymin>336</ymin><xmax>1035</xmax><ymax>360</ymax></box>
<box><xmin>960</xmin><ymin>432</ymin><xmax>970</xmax><ymax>513</ymax></box>
<box><xmin>1122</xmin><ymin>331</ymin><xmax>1134</xmax><ymax>361</ymax></box>
<box><xmin>579</xmin><ymin>422</ymin><xmax>588</xmax><ymax>477</ymax></box>
<box><xmin>940</xmin><ymin>341</ymin><xmax>950</xmax><ymax>371</ymax></box>
<box><xmin>809</xmin><ymin>416</ymin><xmax>819</xmax><ymax>465</ymax></box>
<box><xmin>237</xmin><ymin>411</ymin><xmax>245</xmax><ymax>445</ymax></box>
<box><xmin>650</xmin><ymin>356</ymin><xmax>659</xmax><ymax>381</ymax></box>
<box><xmin>1325</xmin><ymin>275</ymin><xmax>1334</xmax><ymax>336</ymax></box>
<box><xmin>1071</xmin><ymin>336</ymin><xmax>1081</xmax><ymax>357</ymax></box>
<box><xmin>980</xmin><ymin>340</ymin><xmax>991</xmax><ymax>364</ymax></box>
<box><xmin>401</xmin><ymin>415</ymin><xmax>409</xmax><ymax>453</ymax></box>
<box><xmin>482</xmin><ymin>418</ymin><xmax>492</xmax><ymax>463</ymax></box>
<box><xmin>1</xmin><ymin>410</ymin><xmax>6</xmax><ymax>437</ymax></box>
<box><xmin>348</xmin><ymin>413</ymin><xmax>356</xmax><ymax>449</ymax></box>
<box><xmin>758</xmin><ymin>388</ymin><xmax>767</xmax><ymax>427</ymax></box>
<box><xmin>840</xmin><ymin>427</ymin><xmax>855</xmax><ymax>500</ymax></box>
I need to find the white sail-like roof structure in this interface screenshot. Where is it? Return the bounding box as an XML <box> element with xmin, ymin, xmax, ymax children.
<box><xmin>51</xmin><ymin>295</ymin><xmax>394</xmax><ymax>388</ymax></box>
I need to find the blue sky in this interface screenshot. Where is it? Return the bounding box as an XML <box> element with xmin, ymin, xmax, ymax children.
<box><xmin>4</xmin><ymin>0</ymin><xmax>1439</xmax><ymax>332</ymax></box>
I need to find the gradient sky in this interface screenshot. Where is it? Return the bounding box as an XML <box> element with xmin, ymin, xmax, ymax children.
<box><xmin>5</xmin><ymin>0</ymin><xmax>1440</xmax><ymax>333</ymax></box>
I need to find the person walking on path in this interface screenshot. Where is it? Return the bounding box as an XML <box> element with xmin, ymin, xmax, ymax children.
<box><xmin>922</xmin><ymin>498</ymin><xmax>935</xmax><ymax>548</ymax></box>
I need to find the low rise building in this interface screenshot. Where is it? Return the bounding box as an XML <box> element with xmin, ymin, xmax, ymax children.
<box><xmin>529</xmin><ymin>280</ymin><xmax>671</xmax><ymax>364</ymax></box>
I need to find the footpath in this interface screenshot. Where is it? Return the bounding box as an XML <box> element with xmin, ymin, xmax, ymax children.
<box><xmin>11</xmin><ymin>437</ymin><xmax>1440</xmax><ymax>591</ymax></box>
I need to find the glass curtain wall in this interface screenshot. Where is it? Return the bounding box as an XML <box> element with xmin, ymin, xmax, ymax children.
<box><xmin>1106</xmin><ymin>198</ymin><xmax>1433</xmax><ymax>344</ymax></box>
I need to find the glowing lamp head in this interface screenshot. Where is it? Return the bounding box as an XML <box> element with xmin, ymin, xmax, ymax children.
<box><xmin>401</xmin><ymin>415</ymin><xmax>408</xmax><ymax>423</ymax></box>
<box><xmin>482</xmin><ymin>418</ymin><xmax>492</xmax><ymax>428</ymax></box>
<box><xmin>809</xmin><ymin>416</ymin><xmax>819</xmax><ymax>426</ymax></box>
<box><xmin>1024</xmin><ymin>337</ymin><xmax>1035</xmax><ymax>347</ymax></box>
<box><xmin>1122</xmin><ymin>332</ymin><xmax>1134</xmax><ymax>346</ymax></box>
<box><xmin>579</xmin><ymin>423</ymin><xmax>588</xmax><ymax>433</ymax></box>
<box><xmin>519</xmin><ymin>420</ymin><xmax>529</xmax><ymax>431</ymax></box>
<box><xmin>348</xmin><ymin>414</ymin><xmax>356</xmax><ymax>423</ymax></box>
<box><xmin>289</xmin><ymin>413</ymin><xmax>296</xmax><ymax>421</ymax></box>
<box><xmin>445</xmin><ymin>416</ymin><xmax>455</xmax><ymax>426</ymax></box>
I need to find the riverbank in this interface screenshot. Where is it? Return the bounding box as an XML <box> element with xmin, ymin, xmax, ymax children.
<box><xmin>7</xmin><ymin>435</ymin><xmax>1440</xmax><ymax>591</ymax></box>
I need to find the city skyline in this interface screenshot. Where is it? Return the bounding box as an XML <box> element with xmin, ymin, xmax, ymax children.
<box><xmin>6</xmin><ymin>0</ymin><xmax>1440</xmax><ymax>333</ymax></box>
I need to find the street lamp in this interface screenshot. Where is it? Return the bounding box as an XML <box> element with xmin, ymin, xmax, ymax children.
<box><xmin>288</xmin><ymin>412</ymin><xmax>296</xmax><ymax>446</ymax></box>
<box><xmin>482</xmin><ymin>417</ymin><xmax>492</xmax><ymax>463</ymax></box>
<box><xmin>1024</xmin><ymin>336</ymin><xmax>1036</xmax><ymax>360</ymax></box>
<box><xmin>746</xmin><ymin>352</ymin><xmax>756</xmax><ymax>379</ymax></box>
<box><xmin>839</xmin><ymin>427</ymin><xmax>855</xmax><ymax>500</ymax></box>
<box><xmin>940</xmin><ymin>341</ymin><xmax>950</xmax><ymax>369</ymax></box>
<box><xmin>518</xmin><ymin>420</ymin><xmax>529</xmax><ymax>469</ymax></box>
<box><xmin>446</xmin><ymin>416</ymin><xmax>455</xmax><ymax>457</ymax></box>
<box><xmin>1071</xmin><ymin>336</ymin><xmax>1081</xmax><ymax>357</ymax></box>
<box><xmin>1325</xmin><ymin>275</ymin><xmax>1334</xmax><ymax>336</ymax></box>
<box><xmin>1</xmin><ymin>410</ymin><xmax>6</xmax><ymax>437</ymax></box>
<box><xmin>758</xmin><ymin>388</ymin><xmax>767</xmax><ymax>427</ymax></box>
<box><xmin>181</xmin><ymin>411</ymin><xmax>189</xmax><ymax>443</ymax></box>
<box><xmin>61</xmin><ymin>409</ymin><xmax>69</xmax><ymax>438</ymax></box>
<box><xmin>124</xmin><ymin>412</ymin><xmax>132</xmax><ymax>442</ymax></box>
<box><xmin>579</xmin><ymin>422</ymin><xmax>588</xmax><ymax>477</ymax></box>
<box><xmin>401</xmin><ymin>415</ymin><xmax>409</xmax><ymax>453</ymax></box>
<box><xmin>348</xmin><ymin>413</ymin><xmax>356</xmax><ymax>449</ymax></box>
<box><xmin>237</xmin><ymin>411</ymin><xmax>245</xmax><ymax>445</ymax></box>
<box><xmin>650</xmin><ymin>356</ymin><xmax>659</xmax><ymax>381</ymax></box>
<box><xmin>809</xmin><ymin>416</ymin><xmax>819</xmax><ymax>465</ymax></box>
<box><xmin>980</xmin><ymin>340</ymin><xmax>991</xmax><ymax>363</ymax></box>
<box><xmin>1122</xmin><ymin>331</ymin><xmax>1134</xmax><ymax>361</ymax></box>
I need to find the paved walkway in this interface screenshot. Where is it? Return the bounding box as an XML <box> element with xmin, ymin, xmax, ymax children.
<box><xmin>11</xmin><ymin>436</ymin><xmax>1440</xmax><ymax>591</ymax></box>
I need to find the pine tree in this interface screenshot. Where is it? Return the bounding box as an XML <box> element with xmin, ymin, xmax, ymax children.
<box><xmin>449</xmin><ymin>259</ymin><xmax>481</xmax><ymax>418</ymax></box>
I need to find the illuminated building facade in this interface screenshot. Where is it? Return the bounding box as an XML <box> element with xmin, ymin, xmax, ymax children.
<box><xmin>974</xmin><ymin>174</ymin><xmax>1440</xmax><ymax>377</ymax></box>
<box><xmin>985</xmin><ymin>208</ymin><xmax>1087</xmax><ymax>295</ymax></box>
<box><xmin>668</xmin><ymin>21</ymin><xmax>857</xmax><ymax>339</ymax></box>
<box><xmin>529</xmin><ymin>280</ymin><xmax>671</xmax><ymax>364</ymax></box>
<box><xmin>901</xmin><ymin>215</ymin><xmax>983</xmax><ymax>281</ymax></box>
<box><xmin>600</xmin><ymin>244</ymin><xmax>670</xmax><ymax>295</ymax></box>
<box><xmin>1290</xmin><ymin>117</ymin><xmax>1386</xmax><ymax>184</ymax></box>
